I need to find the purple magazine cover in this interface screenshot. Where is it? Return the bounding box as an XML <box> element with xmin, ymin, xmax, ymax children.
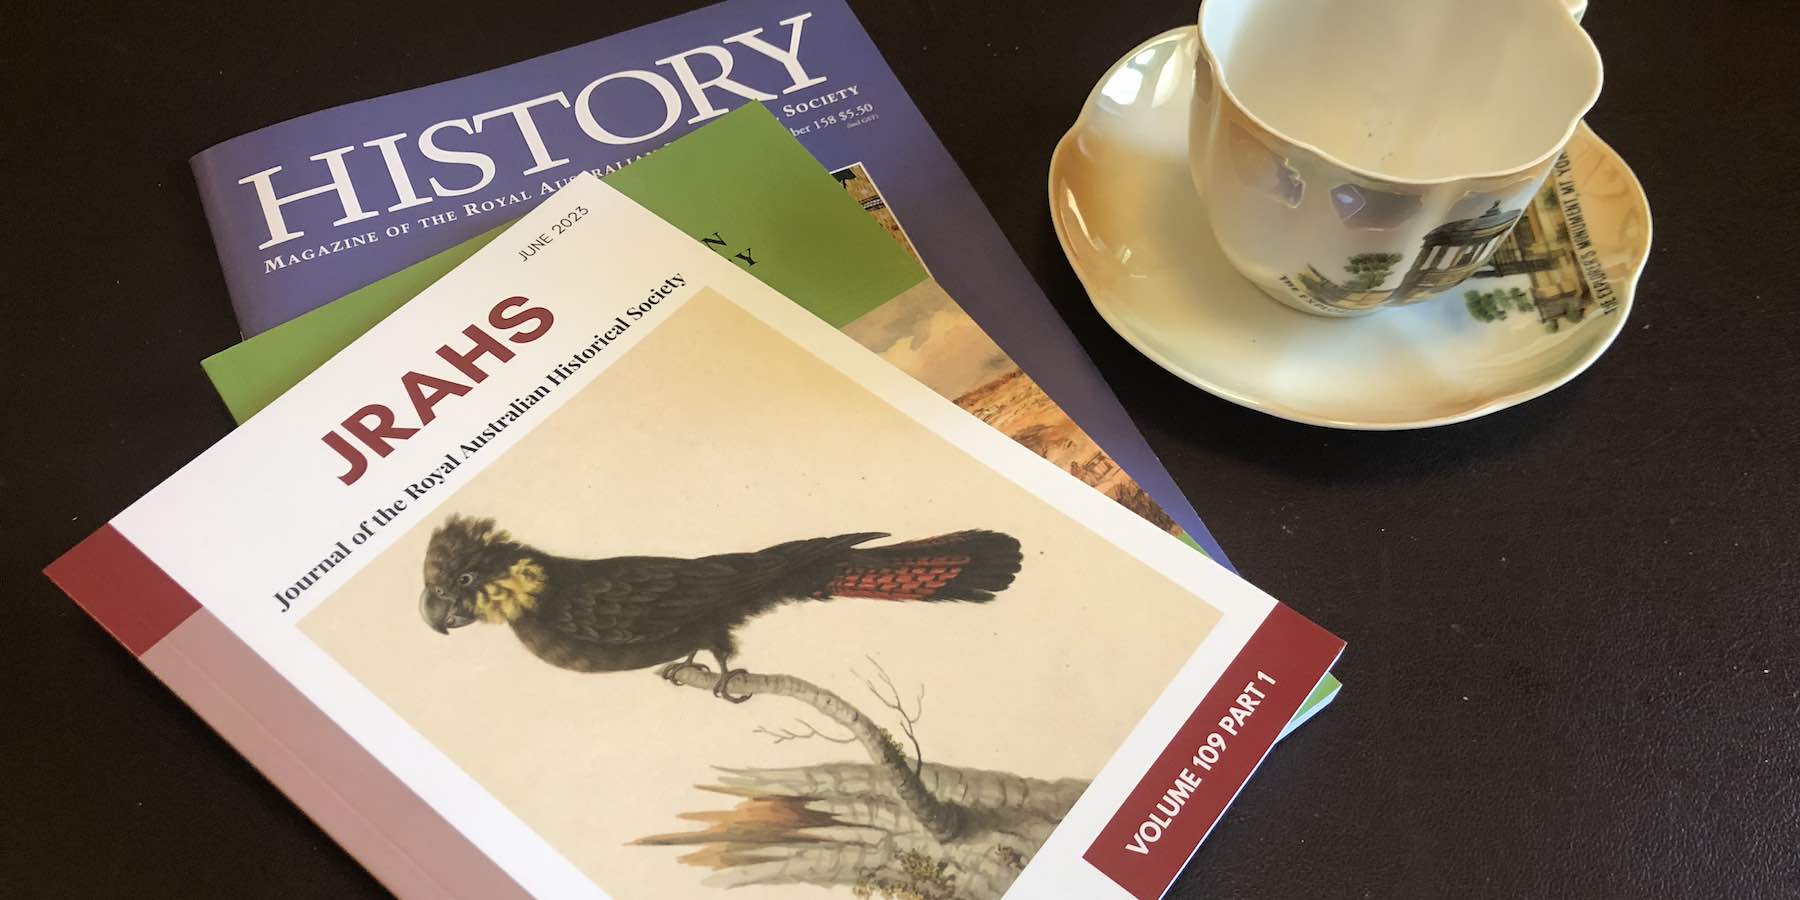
<box><xmin>189</xmin><ymin>0</ymin><xmax>1232</xmax><ymax>567</ymax></box>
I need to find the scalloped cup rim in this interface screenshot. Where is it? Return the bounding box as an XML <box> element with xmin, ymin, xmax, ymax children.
<box><xmin>1196</xmin><ymin>0</ymin><xmax>1604</xmax><ymax>188</ymax></box>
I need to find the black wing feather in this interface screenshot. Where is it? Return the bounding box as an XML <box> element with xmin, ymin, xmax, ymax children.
<box><xmin>541</xmin><ymin>533</ymin><xmax>884</xmax><ymax>648</ymax></box>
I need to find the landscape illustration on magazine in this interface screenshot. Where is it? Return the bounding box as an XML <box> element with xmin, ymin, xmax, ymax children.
<box><xmin>832</xmin><ymin>164</ymin><xmax>1177</xmax><ymax>533</ymax></box>
<box><xmin>53</xmin><ymin>175</ymin><xmax>1339</xmax><ymax>899</ymax></box>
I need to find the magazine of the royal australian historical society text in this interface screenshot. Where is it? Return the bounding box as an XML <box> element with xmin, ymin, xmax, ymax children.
<box><xmin>52</xmin><ymin>176</ymin><xmax>1342</xmax><ymax>898</ymax></box>
<box><xmin>187</xmin><ymin>0</ymin><xmax>1232</xmax><ymax>567</ymax></box>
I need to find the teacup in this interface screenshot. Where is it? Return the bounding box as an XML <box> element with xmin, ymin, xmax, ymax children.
<box><xmin>1189</xmin><ymin>0</ymin><xmax>1602</xmax><ymax>316</ymax></box>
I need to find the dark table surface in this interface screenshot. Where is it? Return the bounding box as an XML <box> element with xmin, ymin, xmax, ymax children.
<box><xmin>6</xmin><ymin>1</ymin><xmax>1796</xmax><ymax>897</ymax></box>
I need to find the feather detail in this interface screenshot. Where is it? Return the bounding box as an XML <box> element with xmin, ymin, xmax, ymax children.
<box><xmin>828</xmin><ymin>556</ymin><xmax>976</xmax><ymax>600</ymax></box>
<box><xmin>815</xmin><ymin>531</ymin><xmax>1021</xmax><ymax>603</ymax></box>
<box><xmin>476</xmin><ymin>558</ymin><xmax>547</xmax><ymax>622</ymax></box>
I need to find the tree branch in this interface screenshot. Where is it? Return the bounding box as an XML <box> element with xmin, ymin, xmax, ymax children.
<box><xmin>752</xmin><ymin>718</ymin><xmax>857</xmax><ymax>745</ymax></box>
<box><xmin>860</xmin><ymin>656</ymin><xmax>926</xmax><ymax>779</ymax></box>
<box><xmin>666</xmin><ymin>666</ymin><xmax>964</xmax><ymax>841</ymax></box>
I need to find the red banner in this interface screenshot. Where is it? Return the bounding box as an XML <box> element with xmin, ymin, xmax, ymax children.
<box><xmin>46</xmin><ymin>524</ymin><xmax>200</xmax><ymax>656</ymax></box>
<box><xmin>1083</xmin><ymin>603</ymin><xmax>1343</xmax><ymax>898</ymax></box>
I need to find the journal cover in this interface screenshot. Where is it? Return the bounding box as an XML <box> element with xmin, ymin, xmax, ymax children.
<box><xmin>52</xmin><ymin>175</ymin><xmax>1342</xmax><ymax>898</ymax></box>
<box><xmin>187</xmin><ymin>0</ymin><xmax>1233</xmax><ymax>566</ymax></box>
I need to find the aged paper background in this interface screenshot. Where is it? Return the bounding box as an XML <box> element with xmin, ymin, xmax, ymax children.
<box><xmin>304</xmin><ymin>291</ymin><xmax>1223</xmax><ymax>898</ymax></box>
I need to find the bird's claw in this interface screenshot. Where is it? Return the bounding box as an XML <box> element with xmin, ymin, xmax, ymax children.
<box><xmin>714</xmin><ymin>669</ymin><xmax>752</xmax><ymax>704</ymax></box>
<box><xmin>660</xmin><ymin>660</ymin><xmax>711</xmax><ymax>682</ymax></box>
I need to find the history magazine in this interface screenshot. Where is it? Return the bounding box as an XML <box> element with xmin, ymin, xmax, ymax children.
<box><xmin>186</xmin><ymin>0</ymin><xmax>1233</xmax><ymax>566</ymax></box>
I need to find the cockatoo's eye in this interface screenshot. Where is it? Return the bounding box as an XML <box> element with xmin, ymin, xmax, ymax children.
<box><xmin>457</xmin><ymin>572</ymin><xmax>475</xmax><ymax>587</ymax></box>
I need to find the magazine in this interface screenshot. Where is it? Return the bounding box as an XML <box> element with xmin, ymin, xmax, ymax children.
<box><xmin>187</xmin><ymin>0</ymin><xmax>1233</xmax><ymax>567</ymax></box>
<box><xmin>51</xmin><ymin>175</ymin><xmax>1343</xmax><ymax>898</ymax></box>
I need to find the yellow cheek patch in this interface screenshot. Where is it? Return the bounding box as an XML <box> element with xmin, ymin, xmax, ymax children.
<box><xmin>474</xmin><ymin>559</ymin><xmax>547</xmax><ymax>623</ymax></box>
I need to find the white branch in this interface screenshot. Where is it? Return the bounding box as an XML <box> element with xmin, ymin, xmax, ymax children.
<box><xmin>754</xmin><ymin>717</ymin><xmax>858</xmax><ymax>745</ymax></box>
<box><xmin>860</xmin><ymin>656</ymin><xmax>926</xmax><ymax>779</ymax></box>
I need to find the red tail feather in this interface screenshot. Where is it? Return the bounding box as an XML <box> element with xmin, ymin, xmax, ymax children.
<box><xmin>829</xmin><ymin>555</ymin><xmax>974</xmax><ymax>600</ymax></box>
<box><xmin>815</xmin><ymin>531</ymin><xmax>1021</xmax><ymax>603</ymax></box>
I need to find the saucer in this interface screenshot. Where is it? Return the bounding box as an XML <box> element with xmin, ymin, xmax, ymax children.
<box><xmin>1049</xmin><ymin>27</ymin><xmax>1652</xmax><ymax>429</ymax></box>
